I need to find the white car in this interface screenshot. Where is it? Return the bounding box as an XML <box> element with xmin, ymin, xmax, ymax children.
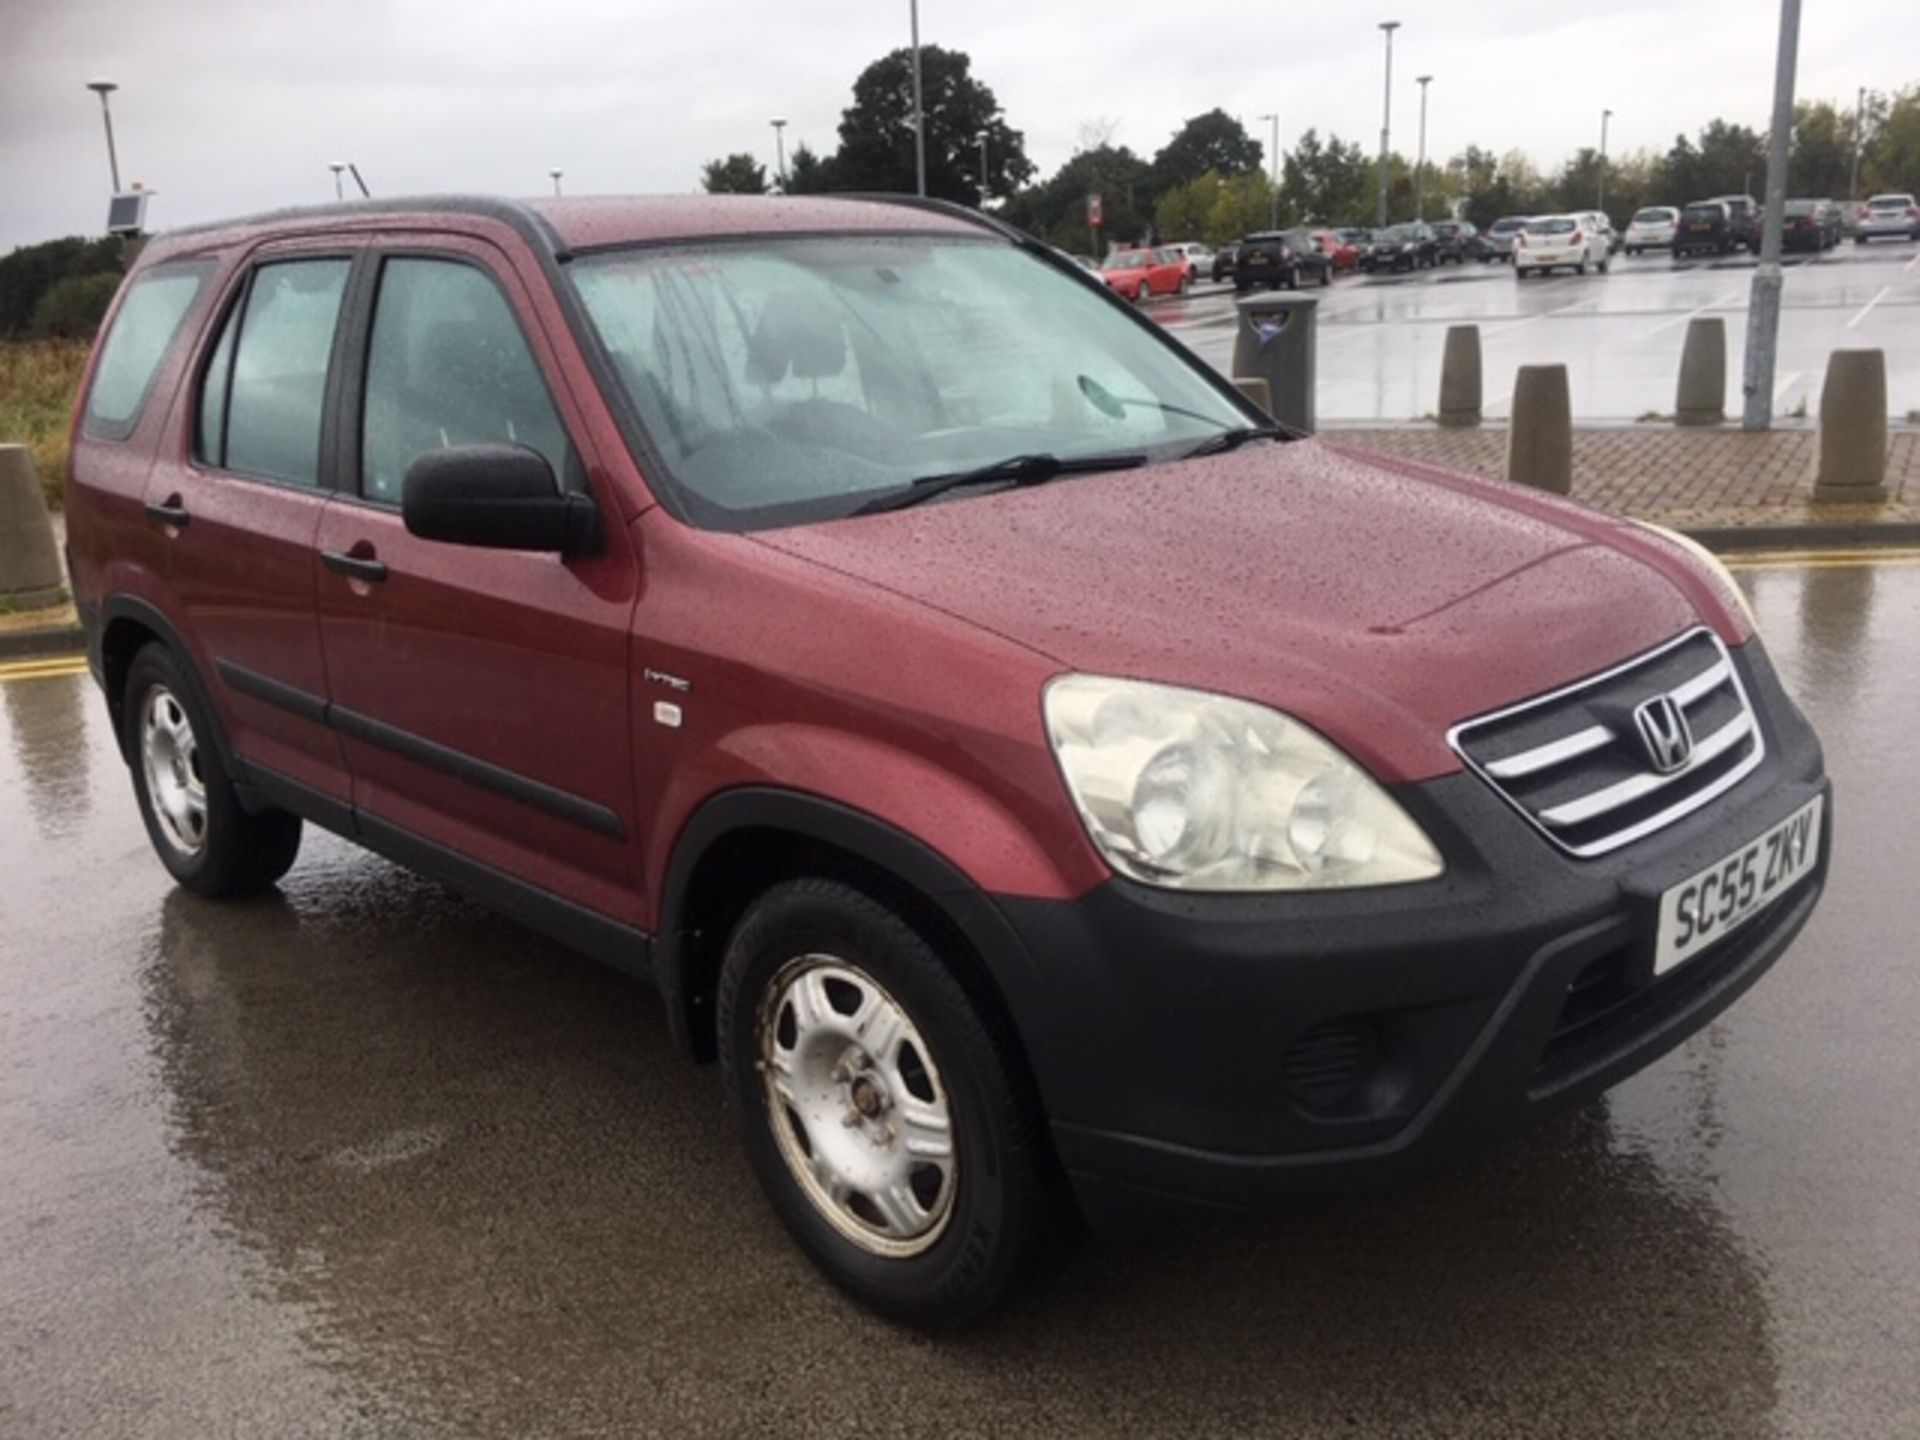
<box><xmin>1623</xmin><ymin>206</ymin><xmax>1680</xmax><ymax>254</ymax></box>
<box><xmin>1514</xmin><ymin>214</ymin><xmax>1611</xmax><ymax>277</ymax></box>
<box><xmin>1855</xmin><ymin>194</ymin><xmax>1919</xmax><ymax>243</ymax></box>
<box><xmin>1164</xmin><ymin>242</ymin><xmax>1215</xmax><ymax>282</ymax></box>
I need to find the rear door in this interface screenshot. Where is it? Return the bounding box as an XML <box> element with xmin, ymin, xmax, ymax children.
<box><xmin>157</xmin><ymin>241</ymin><xmax>360</xmax><ymax>805</ymax></box>
<box><xmin>311</xmin><ymin>234</ymin><xmax>644</xmax><ymax>924</ymax></box>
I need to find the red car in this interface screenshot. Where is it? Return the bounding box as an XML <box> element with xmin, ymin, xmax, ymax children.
<box><xmin>67</xmin><ymin>194</ymin><xmax>1829</xmax><ymax>1328</ymax></box>
<box><xmin>1311</xmin><ymin>228</ymin><xmax>1361</xmax><ymax>271</ymax></box>
<box><xmin>1099</xmin><ymin>246</ymin><xmax>1190</xmax><ymax>300</ymax></box>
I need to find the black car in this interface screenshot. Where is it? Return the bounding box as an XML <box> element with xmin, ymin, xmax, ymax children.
<box><xmin>1211</xmin><ymin>242</ymin><xmax>1240</xmax><ymax>282</ymax></box>
<box><xmin>1234</xmin><ymin>231</ymin><xmax>1330</xmax><ymax>291</ymax></box>
<box><xmin>1710</xmin><ymin>195</ymin><xmax>1760</xmax><ymax>253</ymax></box>
<box><xmin>1674</xmin><ymin>201</ymin><xmax>1736</xmax><ymax>258</ymax></box>
<box><xmin>1780</xmin><ymin>198</ymin><xmax>1842</xmax><ymax>251</ymax></box>
<box><xmin>1430</xmin><ymin>220</ymin><xmax>1483</xmax><ymax>264</ymax></box>
<box><xmin>1362</xmin><ymin>222</ymin><xmax>1439</xmax><ymax>273</ymax></box>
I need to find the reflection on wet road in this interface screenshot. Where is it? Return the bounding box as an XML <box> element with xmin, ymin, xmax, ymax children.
<box><xmin>3</xmin><ymin>557</ymin><xmax>1918</xmax><ymax>1435</ymax></box>
<box><xmin>1155</xmin><ymin>244</ymin><xmax>1920</xmax><ymax>421</ymax></box>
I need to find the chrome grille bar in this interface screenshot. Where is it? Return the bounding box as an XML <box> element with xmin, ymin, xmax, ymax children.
<box><xmin>1484</xmin><ymin>724</ymin><xmax>1614</xmax><ymax>780</ymax></box>
<box><xmin>1538</xmin><ymin>711</ymin><xmax>1755</xmax><ymax>828</ymax></box>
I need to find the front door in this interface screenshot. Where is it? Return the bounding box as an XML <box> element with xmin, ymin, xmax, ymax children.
<box><xmin>312</xmin><ymin>238</ymin><xmax>643</xmax><ymax>924</ymax></box>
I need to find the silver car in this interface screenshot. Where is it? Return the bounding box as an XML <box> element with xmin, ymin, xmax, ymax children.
<box><xmin>1855</xmin><ymin>194</ymin><xmax>1919</xmax><ymax>243</ymax></box>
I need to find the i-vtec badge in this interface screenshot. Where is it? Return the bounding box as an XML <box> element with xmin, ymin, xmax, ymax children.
<box><xmin>1633</xmin><ymin>692</ymin><xmax>1694</xmax><ymax>774</ymax></box>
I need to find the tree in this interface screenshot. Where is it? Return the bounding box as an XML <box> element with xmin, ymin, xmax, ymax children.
<box><xmin>1282</xmin><ymin>130</ymin><xmax>1373</xmax><ymax>225</ymax></box>
<box><xmin>30</xmin><ymin>272</ymin><xmax>121</xmax><ymax>338</ymax></box>
<box><xmin>1000</xmin><ymin>143</ymin><xmax>1152</xmax><ymax>253</ymax></box>
<box><xmin>1152</xmin><ymin>109</ymin><xmax>1263</xmax><ymax>194</ymax></box>
<box><xmin>1790</xmin><ymin>100</ymin><xmax>1853</xmax><ymax>199</ymax></box>
<box><xmin>700</xmin><ymin>154</ymin><xmax>769</xmax><ymax>195</ymax></box>
<box><xmin>827</xmin><ymin>45</ymin><xmax>1033</xmax><ymax>204</ymax></box>
<box><xmin>782</xmin><ymin>142</ymin><xmax>834</xmax><ymax>195</ymax></box>
<box><xmin>1865</xmin><ymin>86</ymin><xmax>1920</xmax><ymax>196</ymax></box>
<box><xmin>0</xmin><ymin>235</ymin><xmax>122</xmax><ymax>338</ymax></box>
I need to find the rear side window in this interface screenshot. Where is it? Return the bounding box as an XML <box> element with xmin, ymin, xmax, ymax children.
<box><xmin>199</xmin><ymin>259</ymin><xmax>351</xmax><ymax>487</ymax></box>
<box><xmin>359</xmin><ymin>258</ymin><xmax>574</xmax><ymax>506</ymax></box>
<box><xmin>84</xmin><ymin>265</ymin><xmax>208</xmax><ymax>439</ymax></box>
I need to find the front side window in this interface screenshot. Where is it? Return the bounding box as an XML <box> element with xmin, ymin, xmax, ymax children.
<box><xmin>84</xmin><ymin>265</ymin><xmax>208</xmax><ymax>438</ymax></box>
<box><xmin>202</xmin><ymin>259</ymin><xmax>351</xmax><ymax>487</ymax></box>
<box><xmin>570</xmin><ymin>235</ymin><xmax>1249</xmax><ymax>530</ymax></box>
<box><xmin>360</xmin><ymin>258</ymin><xmax>575</xmax><ymax>505</ymax></box>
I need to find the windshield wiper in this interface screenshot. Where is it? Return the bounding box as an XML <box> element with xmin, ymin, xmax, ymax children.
<box><xmin>1181</xmin><ymin>424</ymin><xmax>1290</xmax><ymax>459</ymax></box>
<box><xmin>853</xmin><ymin>451</ymin><xmax>1149</xmax><ymax>516</ymax></box>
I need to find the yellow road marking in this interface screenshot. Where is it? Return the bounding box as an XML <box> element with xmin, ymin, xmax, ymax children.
<box><xmin>0</xmin><ymin>656</ymin><xmax>89</xmax><ymax>682</ymax></box>
<box><xmin>1724</xmin><ymin>548</ymin><xmax>1920</xmax><ymax>571</ymax></box>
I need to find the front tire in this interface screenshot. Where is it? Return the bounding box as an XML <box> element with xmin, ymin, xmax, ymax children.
<box><xmin>718</xmin><ymin>878</ymin><xmax>1054</xmax><ymax>1329</ymax></box>
<box><xmin>124</xmin><ymin>643</ymin><xmax>302</xmax><ymax>898</ymax></box>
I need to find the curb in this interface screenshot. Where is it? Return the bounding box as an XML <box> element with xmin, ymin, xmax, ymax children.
<box><xmin>0</xmin><ymin>622</ymin><xmax>85</xmax><ymax>661</ymax></box>
<box><xmin>1680</xmin><ymin>521</ymin><xmax>1920</xmax><ymax>552</ymax></box>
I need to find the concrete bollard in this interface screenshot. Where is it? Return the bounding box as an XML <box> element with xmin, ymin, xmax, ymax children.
<box><xmin>0</xmin><ymin>445</ymin><xmax>67</xmax><ymax>610</ymax></box>
<box><xmin>1232</xmin><ymin>375</ymin><xmax>1274</xmax><ymax>417</ymax></box>
<box><xmin>1675</xmin><ymin>317</ymin><xmax>1727</xmax><ymax>426</ymax></box>
<box><xmin>1507</xmin><ymin>365</ymin><xmax>1573</xmax><ymax>496</ymax></box>
<box><xmin>1438</xmin><ymin>324</ymin><xmax>1483</xmax><ymax>427</ymax></box>
<box><xmin>1812</xmin><ymin>349</ymin><xmax>1890</xmax><ymax>503</ymax></box>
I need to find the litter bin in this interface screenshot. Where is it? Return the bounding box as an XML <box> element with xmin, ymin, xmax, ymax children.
<box><xmin>1231</xmin><ymin>292</ymin><xmax>1318</xmax><ymax>432</ymax></box>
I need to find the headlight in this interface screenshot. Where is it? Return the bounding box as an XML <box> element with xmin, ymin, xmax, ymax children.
<box><xmin>1043</xmin><ymin>676</ymin><xmax>1445</xmax><ymax>892</ymax></box>
<box><xmin>1628</xmin><ymin>520</ymin><xmax>1758</xmax><ymax>630</ymax></box>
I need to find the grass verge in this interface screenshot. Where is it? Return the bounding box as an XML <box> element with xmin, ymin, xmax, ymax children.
<box><xmin>0</xmin><ymin>339</ymin><xmax>90</xmax><ymax>509</ymax></box>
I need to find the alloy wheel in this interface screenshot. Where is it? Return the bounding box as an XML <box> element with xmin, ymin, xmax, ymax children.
<box><xmin>141</xmin><ymin>684</ymin><xmax>207</xmax><ymax>857</ymax></box>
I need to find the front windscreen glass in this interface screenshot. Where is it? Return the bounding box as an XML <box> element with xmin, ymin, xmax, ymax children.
<box><xmin>569</xmin><ymin>236</ymin><xmax>1250</xmax><ymax>530</ymax></box>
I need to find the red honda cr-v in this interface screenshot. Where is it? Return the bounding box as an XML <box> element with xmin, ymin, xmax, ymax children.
<box><xmin>66</xmin><ymin>195</ymin><xmax>1830</xmax><ymax>1327</ymax></box>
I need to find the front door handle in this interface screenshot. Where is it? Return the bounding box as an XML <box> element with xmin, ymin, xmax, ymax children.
<box><xmin>145</xmin><ymin>498</ymin><xmax>190</xmax><ymax>529</ymax></box>
<box><xmin>321</xmin><ymin>548</ymin><xmax>389</xmax><ymax>584</ymax></box>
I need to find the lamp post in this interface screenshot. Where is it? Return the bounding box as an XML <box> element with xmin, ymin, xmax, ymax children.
<box><xmin>976</xmin><ymin>130</ymin><xmax>990</xmax><ymax>206</ymax></box>
<box><xmin>1741</xmin><ymin>0</ymin><xmax>1801</xmax><ymax>431</ymax></box>
<box><xmin>550</xmin><ymin>169</ymin><xmax>564</xmax><ymax>197</ymax></box>
<box><xmin>1598</xmin><ymin>108</ymin><xmax>1613</xmax><ymax>212</ymax></box>
<box><xmin>1376</xmin><ymin>21</ymin><xmax>1400</xmax><ymax>229</ymax></box>
<box><xmin>909</xmin><ymin>0</ymin><xmax>927</xmax><ymax>197</ymax></box>
<box><xmin>1415</xmin><ymin>76</ymin><xmax>1432</xmax><ymax>221</ymax></box>
<box><xmin>85</xmin><ymin>79</ymin><xmax>122</xmax><ymax>193</ymax></box>
<box><xmin>1258</xmin><ymin>112</ymin><xmax>1280</xmax><ymax>230</ymax></box>
<box><xmin>1850</xmin><ymin>86</ymin><xmax>1866</xmax><ymax>201</ymax></box>
<box><xmin>328</xmin><ymin>161</ymin><xmax>347</xmax><ymax>201</ymax></box>
<box><xmin>770</xmin><ymin>118</ymin><xmax>789</xmax><ymax>188</ymax></box>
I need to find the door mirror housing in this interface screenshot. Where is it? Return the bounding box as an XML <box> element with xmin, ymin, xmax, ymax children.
<box><xmin>401</xmin><ymin>445</ymin><xmax>602</xmax><ymax>556</ymax></box>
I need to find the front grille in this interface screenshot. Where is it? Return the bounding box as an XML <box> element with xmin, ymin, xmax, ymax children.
<box><xmin>1449</xmin><ymin>629</ymin><xmax>1764</xmax><ymax>857</ymax></box>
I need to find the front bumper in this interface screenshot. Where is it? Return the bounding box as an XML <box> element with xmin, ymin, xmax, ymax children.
<box><xmin>989</xmin><ymin>638</ymin><xmax>1828</xmax><ymax>1217</ymax></box>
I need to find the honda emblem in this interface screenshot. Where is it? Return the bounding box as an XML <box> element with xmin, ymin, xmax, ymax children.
<box><xmin>1632</xmin><ymin>693</ymin><xmax>1694</xmax><ymax>774</ymax></box>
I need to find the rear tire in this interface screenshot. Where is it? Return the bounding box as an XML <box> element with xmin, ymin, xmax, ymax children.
<box><xmin>718</xmin><ymin>878</ymin><xmax>1056</xmax><ymax>1329</ymax></box>
<box><xmin>123</xmin><ymin>643</ymin><xmax>303</xmax><ymax>898</ymax></box>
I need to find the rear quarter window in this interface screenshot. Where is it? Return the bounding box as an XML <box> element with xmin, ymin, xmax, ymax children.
<box><xmin>83</xmin><ymin>264</ymin><xmax>211</xmax><ymax>441</ymax></box>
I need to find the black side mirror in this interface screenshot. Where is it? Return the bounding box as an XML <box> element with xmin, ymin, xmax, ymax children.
<box><xmin>401</xmin><ymin>445</ymin><xmax>602</xmax><ymax>556</ymax></box>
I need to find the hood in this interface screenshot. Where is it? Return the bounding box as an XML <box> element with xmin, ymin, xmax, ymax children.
<box><xmin>751</xmin><ymin>439</ymin><xmax>1713</xmax><ymax>783</ymax></box>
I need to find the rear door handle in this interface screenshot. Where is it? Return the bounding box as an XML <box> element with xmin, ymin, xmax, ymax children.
<box><xmin>321</xmin><ymin>549</ymin><xmax>389</xmax><ymax>583</ymax></box>
<box><xmin>145</xmin><ymin>500</ymin><xmax>190</xmax><ymax>529</ymax></box>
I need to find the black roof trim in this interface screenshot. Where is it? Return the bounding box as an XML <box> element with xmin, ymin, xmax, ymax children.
<box><xmin>148</xmin><ymin>194</ymin><xmax>572</xmax><ymax>262</ymax></box>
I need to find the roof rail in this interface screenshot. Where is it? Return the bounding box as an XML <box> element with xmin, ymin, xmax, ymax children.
<box><xmin>145</xmin><ymin>194</ymin><xmax>572</xmax><ymax>261</ymax></box>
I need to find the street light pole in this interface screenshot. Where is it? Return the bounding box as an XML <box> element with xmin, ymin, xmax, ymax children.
<box><xmin>1376</xmin><ymin>21</ymin><xmax>1400</xmax><ymax>229</ymax></box>
<box><xmin>909</xmin><ymin>0</ymin><xmax>927</xmax><ymax>197</ymax></box>
<box><xmin>770</xmin><ymin>118</ymin><xmax>789</xmax><ymax>188</ymax></box>
<box><xmin>328</xmin><ymin>161</ymin><xmax>347</xmax><ymax>201</ymax></box>
<box><xmin>1415</xmin><ymin>76</ymin><xmax>1432</xmax><ymax>221</ymax></box>
<box><xmin>1258</xmin><ymin>112</ymin><xmax>1280</xmax><ymax>230</ymax></box>
<box><xmin>550</xmin><ymin>169</ymin><xmax>564</xmax><ymax>197</ymax></box>
<box><xmin>976</xmin><ymin>130</ymin><xmax>989</xmax><ymax>205</ymax></box>
<box><xmin>1598</xmin><ymin>108</ymin><xmax>1613</xmax><ymax>212</ymax></box>
<box><xmin>85</xmin><ymin>79</ymin><xmax>122</xmax><ymax>193</ymax></box>
<box><xmin>1850</xmin><ymin>85</ymin><xmax>1866</xmax><ymax>200</ymax></box>
<box><xmin>1741</xmin><ymin>0</ymin><xmax>1801</xmax><ymax>432</ymax></box>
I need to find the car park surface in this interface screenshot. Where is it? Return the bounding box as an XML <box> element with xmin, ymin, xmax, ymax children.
<box><xmin>5</xmin><ymin>552</ymin><xmax>1918</xmax><ymax>1434</ymax></box>
<box><xmin>1156</xmin><ymin>240</ymin><xmax>1920</xmax><ymax>421</ymax></box>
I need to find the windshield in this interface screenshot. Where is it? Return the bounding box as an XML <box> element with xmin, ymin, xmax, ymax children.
<box><xmin>1102</xmin><ymin>250</ymin><xmax>1152</xmax><ymax>270</ymax></box>
<box><xmin>1527</xmin><ymin>218</ymin><xmax>1576</xmax><ymax>235</ymax></box>
<box><xmin>1380</xmin><ymin>225</ymin><xmax>1421</xmax><ymax>242</ymax></box>
<box><xmin>1632</xmin><ymin>208</ymin><xmax>1672</xmax><ymax>223</ymax></box>
<box><xmin>1490</xmin><ymin>218</ymin><xmax>1528</xmax><ymax>234</ymax></box>
<box><xmin>570</xmin><ymin>236</ymin><xmax>1251</xmax><ymax>530</ymax></box>
<box><xmin>1684</xmin><ymin>204</ymin><xmax>1723</xmax><ymax>221</ymax></box>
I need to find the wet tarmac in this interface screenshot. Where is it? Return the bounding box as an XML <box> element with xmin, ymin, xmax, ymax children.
<box><xmin>3</xmin><ymin>555</ymin><xmax>1918</xmax><ymax>1436</ymax></box>
<box><xmin>1156</xmin><ymin>243</ymin><xmax>1920</xmax><ymax>423</ymax></box>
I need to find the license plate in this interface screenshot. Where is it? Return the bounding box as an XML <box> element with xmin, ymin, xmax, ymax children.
<box><xmin>1655</xmin><ymin>798</ymin><xmax>1822</xmax><ymax>975</ymax></box>
<box><xmin>1247</xmin><ymin>255</ymin><xmax>1269</xmax><ymax>265</ymax></box>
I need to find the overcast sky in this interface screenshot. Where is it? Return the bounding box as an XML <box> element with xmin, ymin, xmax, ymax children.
<box><xmin>0</xmin><ymin>0</ymin><xmax>1903</xmax><ymax>251</ymax></box>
